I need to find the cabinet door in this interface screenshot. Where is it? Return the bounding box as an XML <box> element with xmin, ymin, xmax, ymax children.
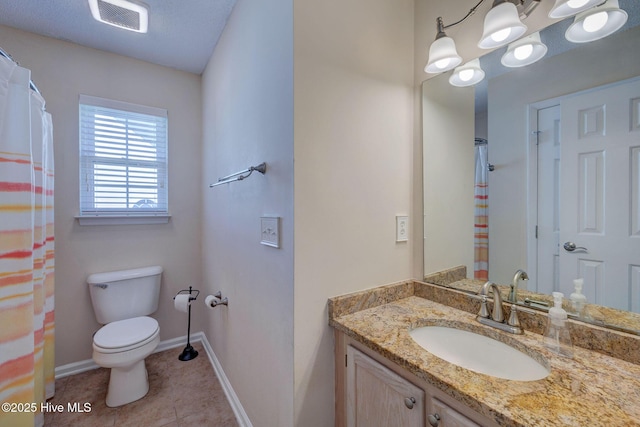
<box><xmin>346</xmin><ymin>345</ymin><xmax>425</xmax><ymax>427</ymax></box>
<box><xmin>429</xmin><ymin>397</ymin><xmax>481</xmax><ymax>427</ymax></box>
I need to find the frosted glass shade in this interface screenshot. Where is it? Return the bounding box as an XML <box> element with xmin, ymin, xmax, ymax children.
<box><xmin>549</xmin><ymin>0</ymin><xmax>604</xmax><ymax>19</ymax></box>
<box><xmin>425</xmin><ymin>36</ymin><xmax>462</xmax><ymax>73</ymax></box>
<box><xmin>478</xmin><ymin>1</ymin><xmax>527</xmax><ymax>49</ymax></box>
<box><xmin>501</xmin><ymin>32</ymin><xmax>548</xmax><ymax>67</ymax></box>
<box><xmin>565</xmin><ymin>0</ymin><xmax>628</xmax><ymax>43</ymax></box>
<box><xmin>449</xmin><ymin>59</ymin><xmax>485</xmax><ymax>87</ymax></box>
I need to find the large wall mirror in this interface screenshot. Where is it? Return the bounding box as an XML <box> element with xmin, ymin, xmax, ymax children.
<box><xmin>423</xmin><ymin>0</ymin><xmax>640</xmax><ymax>333</ymax></box>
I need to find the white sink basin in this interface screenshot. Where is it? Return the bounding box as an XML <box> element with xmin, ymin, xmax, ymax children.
<box><xmin>409</xmin><ymin>326</ymin><xmax>549</xmax><ymax>381</ymax></box>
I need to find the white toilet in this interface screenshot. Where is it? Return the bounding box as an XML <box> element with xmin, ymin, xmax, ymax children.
<box><xmin>87</xmin><ymin>265</ymin><xmax>163</xmax><ymax>407</ymax></box>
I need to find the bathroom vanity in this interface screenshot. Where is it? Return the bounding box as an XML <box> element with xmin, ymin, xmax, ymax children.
<box><xmin>329</xmin><ymin>280</ymin><xmax>640</xmax><ymax>426</ymax></box>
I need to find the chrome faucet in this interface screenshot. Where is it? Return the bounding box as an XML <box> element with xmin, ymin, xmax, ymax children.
<box><xmin>479</xmin><ymin>281</ymin><xmax>504</xmax><ymax>322</ymax></box>
<box><xmin>510</xmin><ymin>269</ymin><xmax>529</xmax><ymax>303</ymax></box>
<box><xmin>477</xmin><ymin>281</ymin><xmax>523</xmax><ymax>334</ymax></box>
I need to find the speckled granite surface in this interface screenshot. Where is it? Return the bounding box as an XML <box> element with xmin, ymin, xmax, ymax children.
<box><xmin>329</xmin><ymin>282</ymin><xmax>640</xmax><ymax>427</ymax></box>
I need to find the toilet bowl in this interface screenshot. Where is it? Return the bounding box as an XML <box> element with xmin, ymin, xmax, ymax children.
<box><xmin>92</xmin><ymin>316</ymin><xmax>160</xmax><ymax>407</ymax></box>
<box><xmin>87</xmin><ymin>266</ymin><xmax>163</xmax><ymax>407</ymax></box>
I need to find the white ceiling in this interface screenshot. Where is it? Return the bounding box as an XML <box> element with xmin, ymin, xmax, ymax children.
<box><xmin>0</xmin><ymin>0</ymin><xmax>237</xmax><ymax>75</ymax></box>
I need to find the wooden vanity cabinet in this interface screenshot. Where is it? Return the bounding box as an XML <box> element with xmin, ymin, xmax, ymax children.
<box><xmin>346</xmin><ymin>344</ymin><xmax>426</xmax><ymax>426</ymax></box>
<box><xmin>335</xmin><ymin>331</ymin><xmax>496</xmax><ymax>427</ymax></box>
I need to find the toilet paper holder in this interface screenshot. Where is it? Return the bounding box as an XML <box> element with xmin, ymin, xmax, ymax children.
<box><xmin>207</xmin><ymin>291</ymin><xmax>229</xmax><ymax>307</ymax></box>
<box><xmin>175</xmin><ymin>287</ymin><xmax>200</xmax><ymax>302</ymax></box>
<box><xmin>174</xmin><ymin>287</ymin><xmax>200</xmax><ymax>361</ymax></box>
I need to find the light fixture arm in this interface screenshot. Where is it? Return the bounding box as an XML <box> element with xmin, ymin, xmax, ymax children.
<box><xmin>438</xmin><ymin>0</ymin><xmax>540</xmax><ymax>33</ymax></box>
<box><xmin>439</xmin><ymin>0</ymin><xmax>489</xmax><ymax>32</ymax></box>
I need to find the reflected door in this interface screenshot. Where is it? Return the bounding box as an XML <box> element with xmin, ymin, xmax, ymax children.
<box><xmin>536</xmin><ymin>105</ymin><xmax>561</xmax><ymax>296</ymax></box>
<box><xmin>559</xmin><ymin>77</ymin><xmax>640</xmax><ymax>312</ymax></box>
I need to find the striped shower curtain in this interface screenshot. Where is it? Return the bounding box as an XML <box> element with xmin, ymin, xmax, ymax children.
<box><xmin>474</xmin><ymin>142</ymin><xmax>489</xmax><ymax>280</ymax></box>
<box><xmin>0</xmin><ymin>56</ymin><xmax>55</xmax><ymax>427</ymax></box>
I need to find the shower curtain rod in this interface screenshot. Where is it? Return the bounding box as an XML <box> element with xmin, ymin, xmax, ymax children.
<box><xmin>0</xmin><ymin>47</ymin><xmax>42</xmax><ymax>96</ymax></box>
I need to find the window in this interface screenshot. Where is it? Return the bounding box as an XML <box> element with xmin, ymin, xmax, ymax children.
<box><xmin>79</xmin><ymin>95</ymin><xmax>168</xmax><ymax>224</ymax></box>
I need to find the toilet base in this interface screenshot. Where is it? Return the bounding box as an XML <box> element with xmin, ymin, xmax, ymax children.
<box><xmin>105</xmin><ymin>359</ymin><xmax>149</xmax><ymax>407</ymax></box>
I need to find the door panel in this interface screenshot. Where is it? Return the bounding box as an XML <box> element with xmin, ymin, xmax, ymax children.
<box><xmin>346</xmin><ymin>345</ymin><xmax>425</xmax><ymax>427</ymax></box>
<box><xmin>559</xmin><ymin>78</ymin><xmax>640</xmax><ymax>311</ymax></box>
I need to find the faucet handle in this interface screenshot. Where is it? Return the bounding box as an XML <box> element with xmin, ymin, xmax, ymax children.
<box><xmin>478</xmin><ymin>295</ymin><xmax>490</xmax><ymax>318</ymax></box>
<box><xmin>507</xmin><ymin>304</ymin><xmax>521</xmax><ymax>328</ymax></box>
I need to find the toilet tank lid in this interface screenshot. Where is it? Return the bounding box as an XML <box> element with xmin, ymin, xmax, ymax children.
<box><xmin>87</xmin><ymin>266</ymin><xmax>163</xmax><ymax>284</ymax></box>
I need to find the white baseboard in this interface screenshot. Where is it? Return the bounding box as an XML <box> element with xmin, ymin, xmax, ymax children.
<box><xmin>192</xmin><ymin>332</ymin><xmax>252</xmax><ymax>427</ymax></box>
<box><xmin>54</xmin><ymin>335</ymin><xmax>190</xmax><ymax>378</ymax></box>
<box><xmin>54</xmin><ymin>332</ymin><xmax>252</xmax><ymax>427</ymax></box>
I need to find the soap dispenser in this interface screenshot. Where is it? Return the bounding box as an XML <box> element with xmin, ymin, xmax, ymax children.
<box><xmin>543</xmin><ymin>292</ymin><xmax>573</xmax><ymax>358</ymax></box>
<box><xmin>570</xmin><ymin>278</ymin><xmax>588</xmax><ymax>318</ymax></box>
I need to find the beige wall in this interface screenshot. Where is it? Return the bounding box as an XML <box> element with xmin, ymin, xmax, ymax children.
<box><xmin>201</xmin><ymin>0</ymin><xmax>295</xmax><ymax>424</ymax></box>
<box><xmin>0</xmin><ymin>25</ymin><xmax>203</xmax><ymax>366</ymax></box>
<box><xmin>293</xmin><ymin>0</ymin><xmax>415</xmax><ymax>425</ymax></box>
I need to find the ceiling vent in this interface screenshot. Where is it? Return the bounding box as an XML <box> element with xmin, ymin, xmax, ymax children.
<box><xmin>88</xmin><ymin>0</ymin><xmax>149</xmax><ymax>33</ymax></box>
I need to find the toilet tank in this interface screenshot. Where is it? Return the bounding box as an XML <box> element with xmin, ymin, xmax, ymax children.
<box><xmin>88</xmin><ymin>266</ymin><xmax>163</xmax><ymax>324</ymax></box>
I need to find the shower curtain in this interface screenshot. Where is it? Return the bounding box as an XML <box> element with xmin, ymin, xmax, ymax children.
<box><xmin>0</xmin><ymin>55</ymin><xmax>55</xmax><ymax>427</ymax></box>
<box><xmin>474</xmin><ymin>143</ymin><xmax>489</xmax><ymax>280</ymax></box>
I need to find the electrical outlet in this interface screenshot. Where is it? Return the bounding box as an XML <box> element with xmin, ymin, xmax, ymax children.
<box><xmin>396</xmin><ymin>216</ymin><xmax>409</xmax><ymax>242</ymax></box>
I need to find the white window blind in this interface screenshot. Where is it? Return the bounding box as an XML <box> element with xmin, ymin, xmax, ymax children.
<box><xmin>79</xmin><ymin>95</ymin><xmax>168</xmax><ymax>219</ymax></box>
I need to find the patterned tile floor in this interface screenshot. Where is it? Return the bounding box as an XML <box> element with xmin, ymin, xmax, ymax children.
<box><xmin>44</xmin><ymin>342</ymin><xmax>239</xmax><ymax>427</ymax></box>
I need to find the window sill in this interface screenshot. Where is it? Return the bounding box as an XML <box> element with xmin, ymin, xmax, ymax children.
<box><xmin>75</xmin><ymin>214</ymin><xmax>171</xmax><ymax>226</ymax></box>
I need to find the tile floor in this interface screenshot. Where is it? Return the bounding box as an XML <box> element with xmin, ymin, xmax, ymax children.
<box><xmin>44</xmin><ymin>342</ymin><xmax>239</xmax><ymax>427</ymax></box>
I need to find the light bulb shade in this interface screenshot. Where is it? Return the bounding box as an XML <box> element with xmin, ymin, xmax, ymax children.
<box><xmin>565</xmin><ymin>0</ymin><xmax>628</xmax><ymax>43</ymax></box>
<box><xmin>478</xmin><ymin>1</ymin><xmax>528</xmax><ymax>49</ymax></box>
<box><xmin>449</xmin><ymin>59</ymin><xmax>485</xmax><ymax>87</ymax></box>
<box><xmin>425</xmin><ymin>36</ymin><xmax>462</xmax><ymax>73</ymax></box>
<box><xmin>501</xmin><ymin>32</ymin><xmax>548</xmax><ymax>67</ymax></box>
<box><xmin>549</xmin><ymin>0</ymin><xmax>604</xmax><ymax>19</ymax></box>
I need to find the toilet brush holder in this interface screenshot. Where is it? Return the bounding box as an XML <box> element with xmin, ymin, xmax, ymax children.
<box><xmin>174</xmin><ymin>287</ymin><xmax>200</xmax><ymax>361</ymax></box>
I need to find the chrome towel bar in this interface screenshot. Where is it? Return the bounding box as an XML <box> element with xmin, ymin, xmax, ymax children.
<box><xmin>209</xmin><ymin>162</ymin><xmax>266</xmax><ymax>187</ymax></box>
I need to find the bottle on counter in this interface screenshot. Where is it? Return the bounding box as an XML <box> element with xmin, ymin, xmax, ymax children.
<box><xmin>543</xmin><ymin>292</ymin><xmax>573</xmax><ymax>358</ymax></box>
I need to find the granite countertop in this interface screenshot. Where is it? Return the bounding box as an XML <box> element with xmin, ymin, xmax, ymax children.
<box><xmin>329</xmin><ymin>283</ymin><xmax>640</xmax><ymax>427</ymax></box>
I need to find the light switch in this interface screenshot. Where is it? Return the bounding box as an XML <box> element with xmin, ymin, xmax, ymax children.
<box><xmin>261</xmin><ymin>216</ymin><xmax>280</xmax><ymax>248</ymax></box>
<box><xmin>396</xmin><ymin>216</ymin><xmax>409</xmax><ymax>242</ymax></box>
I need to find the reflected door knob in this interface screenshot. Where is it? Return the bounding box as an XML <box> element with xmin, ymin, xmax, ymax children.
<box><xmin>563</xmin><ymin>242</ymin><xmax>588</xmax><ymax>252</ymax></box>
<box><xmin>428</xmin><ymin>413</ymin><xmax>441</xmax><ymax>426</ymax></box>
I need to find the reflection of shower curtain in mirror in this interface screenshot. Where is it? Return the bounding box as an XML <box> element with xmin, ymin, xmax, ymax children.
<box><xmin>0</xmin><ymin>55</ymin><xmax>55</xmax><ymax>427</ymax></box>
<box><xmin>474</xmin><ymin>143</ymin><xmax>489</xmax><ymax>280</ymax></box>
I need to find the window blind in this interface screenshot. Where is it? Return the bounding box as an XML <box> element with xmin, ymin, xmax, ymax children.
<box><xmin>79</xmin><ymin>95</ymin><xmax>168</xmax><ymax>217</ymax></box>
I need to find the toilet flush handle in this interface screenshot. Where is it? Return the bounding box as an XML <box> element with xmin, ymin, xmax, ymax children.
<box><xmin>93</xmin><ymin>283</ymin><xmax>108</xmax><ymax>289</ymax></box>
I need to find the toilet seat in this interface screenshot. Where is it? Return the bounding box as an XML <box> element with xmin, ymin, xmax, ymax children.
<box><xmin>93</xmin><ymin>316</ymin><xmax>159</xmax><ymax>354</ymax></box>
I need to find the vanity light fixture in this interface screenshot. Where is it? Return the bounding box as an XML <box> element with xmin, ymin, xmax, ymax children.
<box><xmin>501</xmin><ymin>32</ymin><xmax>548</xmax><ymax>67</ymax></box>
<box><xmin>478</xmin><ymin>0</ymin><xmax>528</xmax><ymax>49</ymax></box>
<box><xmin>425</xmin><ymin>0</ymin><xmax>540</xmax><ymax>74</ymax></box>
<box><xmin>449</xmin><ymin>59</ymin><xmax>486</xmax><ymax>87</ymax></box>
<box><xmin>88</xmin><ymin>0</ymin><xmax>149</xmax><ymax>33</ymax></box>
<box><xmin>424</xmin><ymin>17</ymin><xmax>463</xmax><ymax>73</ymax></box>
<box><xmin>548</xmin><ymin>0</ymin><xmax>604</xmax><ymax>19</ymax></box>
<box><xmin>565</xmin><ymin>0</ymin><xmax>628</xmax><ymax>43</ymax></box>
